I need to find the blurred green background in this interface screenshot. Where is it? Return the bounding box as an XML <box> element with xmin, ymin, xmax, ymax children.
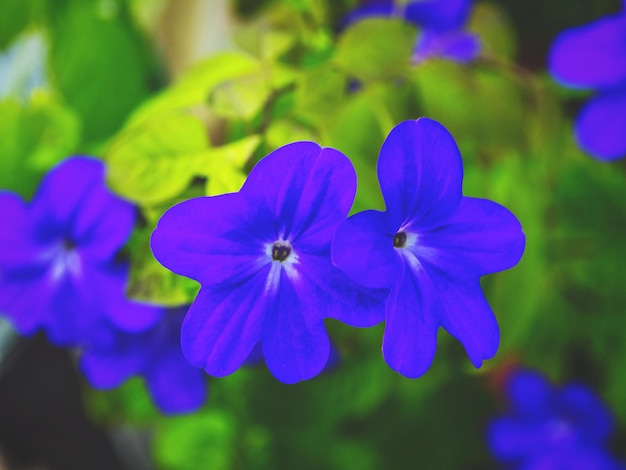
<box><xmin>1</xmin><ymin>0</ymin><xmax>625</xmax><ymax>468</ymax></box>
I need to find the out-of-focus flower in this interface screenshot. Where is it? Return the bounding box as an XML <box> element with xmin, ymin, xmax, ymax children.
<box><xmin>332</xmin><ymin>118</ymin><xmax>525</xmax><ymax>378</ymax></box>
<box><xmin>0</xmin><ymin>157</ymin><xmax>160</xmax><ymax>346</ymax></box>
<box><xmin>549</xmin><ymin>4</ymin><xmax>626</xmax><ymax>161</ymax></box>
<box><xmin>488</xmin><ymin>370</ymin><xmax>623</xmax><ymax>469</ymax></box>
<box><xmin>80</xmin><ymin>306</ymin><xmax>207</xmax><ymax>415</ymax></box>
<box><xmin>151</xmin><ymin>142</ymin><xmax>385</xmax><ymax>384</ymax></box>
<box><xmin>345</xmin><ymin>0</ymin><xmax>480</xmax><ymax>63</ymax></box>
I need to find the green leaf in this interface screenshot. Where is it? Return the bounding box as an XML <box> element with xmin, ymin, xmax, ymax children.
<box><xmin>105</xmin><ymin>113</ymin><xmax>209</xmax><ymax>206</ymax></box>
<box><xmin>155</xmin><ymin>410</ymin><xmax>237</xmax><ymax>470</ymax></box>
<box><xmin>128</xmin><ymin>52</ymin><xmax>261</xmax><ymax>126</ymax></box>
<box><xmin>200</xmin><ymin>135</ymin><xmax>261</xmax><ymax>196</ymax></box>
<box><xmin>49</xmin><ymin>1</ymin><xmax>152</xmax><ymax>141</ymax></box>
<box><xmin>334</xmin><ymin>18</ymin><xmax>417</xmax><ymax>83</ymax></box>
<box><xmin>126</xmin><ymin>218</ymin><xmax>200</xmax><ymax>306</ymax></box>
<box><xmin>0</xmin><ymin>0</ymin><xmax>32</xmax><ymax>49</ymax></box>
<box><xmin>234</xmin><ymin>24</ymin><xmax>296</xmax><ymax>61</ymax></box>
<box><xmin>0</xmin><ymin>92</ymin><xmax>80</xmax><ymax>198</ymax></box>
<box><xmin>468</xmin><ymin>3</ymin><xmax>517</xmax><ymax>60</ymax></box>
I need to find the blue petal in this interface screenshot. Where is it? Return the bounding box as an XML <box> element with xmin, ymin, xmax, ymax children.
<box><xmin>412</xmin><ymin>197</ymin><xmax>525</xmax><ymax>277</ymax></box>
<box><xmin>488</xmin><ymin>418</ymin><xmax>549</xmax><ymax>461</ymax></box>
<box><xmin>377</xmin><ymin>119</ymin><xmax>463</xmax><ymax>229</ymax></box>
<box><xmin>575</xmin><ymin>89</ymin><xmax>626</xmax><ymax>161</ymax></box>
<box><xmin>151</xmin><ymin>193</ymin><xmax>271</xmax><ymax>286</ymax></box>
<box><xmin>427</xmin><ymin>275</ymin><xmax>499</xmax><ymax>368</ymax></box>
<box><xmin>549</xmin><ymin>15</ymin><xmax>626</xmax><ymax>89</ymax></box>
<box><xmin>79</xmin><ymin>347</ymin><xmax>143</xmax><ymax>389</ymax></box>
<box><xmin>382</xmin><ymin>254</ymin><xmax>439</xmax><ymax>378</ymax></box>
<box><xmin>332</xmin><ymin>210</ymin><xmax>402</xmax><ymax>289</ymax></box>
<box><xmin>524</xmin><ymin>448</ymin><xmax>622</xmax><ymax>470</ymax></box>
<box><xmin>559</xmin><ymin>384</ymin><xmax>614</xmax><ymax>443</ymax></box>
<box><xmin>241</xmin><ymin>142</ymin><xmax>356</xmax><ymax>248</ymax></box>
<box><xmin>297</xmin><ymin>251</ymin><xmax>386</xmax><ymax>328</ymax></box>
<box><xmin>507</xmin><ymin>370</ymin><xmax>553</xmax><ymax>417</ymax></box>
<box><xmin>146</xmin><ymin>349</ymin><xmax>207</xmax><ymax>414</ymax></box>
<box><xmin>31</xmin><ymin>156</ymin><xmax>134</xmax><ymax>257</ymax></box>
<box><xmin>181</xmin><ymin>268</ymin><xmax>270</xmax><ymax>377</ymax></box>
<box><xmin>413</xmin><ymin>30</ymin><xmax>481</xmax><ymax>63</ymax></box>
<box><xmin>404</xmin><ymin>0</ymin><xmax>472</xmax><ymax>31</ymax></box>
<box><xmin>0</xmin><ymin>271</ymin><xmax>54</xmax><ymax>336</ymax></box>
<box><xmin>261</xmin><ymin>265</ymin><xmax>331</xmax><ymax>384</ymax></box>
<box><xmin>0</xmin><ymin>192</ymin><xmax>42</xmax><ymax>270</ymax></box>
<box><xmin>91</xmin><ymin>263</ymin><xmax>164</xmax><ymax>333</ymax></box>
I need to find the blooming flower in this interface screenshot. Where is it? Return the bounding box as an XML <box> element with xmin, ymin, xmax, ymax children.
<box><xmin>151</xmin><ymin>142</ymin><xmax>386</xmax><ymax>384</ymax></box>
<box><xmin>331</xmin><ymin>118</ymin><xmax>525</xmax><ymax>377</ymax></box>
<box><xmin>345</xmin><ymin>0</ymin><xmax>480</xmax><ymax>63</ymax></box>
<box><xmin>80</xmin><ymin>306</ymin><xmax>207</xmax><ymax>415</ymax></box>
<box><xmin>548</xmin><ymin>3</ymin><xmax>626</xmax><ymax>161</ymax></box>
<box><xmin>488</xmin><ymin>370</ymin><xmax>623</xmax><ymax>469</ymax></box>
<box><xmin>0</xmin><ymin>157</ymin><xmax>160</xmax><ymax>346</ymax></box>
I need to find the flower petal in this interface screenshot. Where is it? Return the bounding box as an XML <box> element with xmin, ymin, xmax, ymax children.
<box><xmin>32</xmin><ymin>157</ymin><xmax>134</xmax><ymax>257</ymax></box>
<box><xmin>575</xmin><ymin>89</ymin><xmax>626</xmax><ymax>161</ymax></box>
<box><xmin>488</xmin><ymin>418</ymin><xmax>547</xmax><ymax>460</ymax></box>
<box><xmin>331</xmin><ymin>210</ymin><xmax>401</xmax><ymax>289</ymax></box>
<box><xmin>377</xmin><ymin>119</ymin><xmax>463</xmax><ymax>229</ymax></box>
<box><xmin>261</xmin><ymin>266</ymin><xmax>331</xmax><ymax>384</ymax></box>
<box><xmin>151</xmin><ymin>192</ymin><xmax>270</xmax><ymax>286</ymax></box>
<box><xmin>88</xmin><ymin>263</ymin><xmax>164</xmax><ymax>334</ymax></box>
<box><xmin>181</xmin><ymin>267</ymin><xmax>270</xmax><ymax>377</ymax></box>
<box><xmin>507</xmin><ymin>370</ymin><xmax>553</xmax><ymax>417</ymax></box>
<box><xmin>549</xmin><ymin>15</ymin><xmax>626</xmax><ymax>89</ymax></box>
<box><xmin>560</xmin><ymin>384</ymin><xmax>614</xmax><ymax>443</ymax></box>
<box><xmin>0</xmin><ymin>192</ymin><xmax>43</xmax><ymax>270</ymax></box>
<box><xmin>297</xmin><ymin>251</ymin><xmax>386</xmax><ymax>328</ymax></box>
<box><xmin>413</xmin><ymin>30</ymin><xmax>481</xmax><ymax>63</ymax></box>
<box><xmin>79</xmin><ymin>348</ymin><xmax>142</xmax><ymax>389</ymax></box>
<box><xmin>404</xmin><ymin>0</ymin><xmax>472</xmax><ymax>31</ymax></box>
<box><xmin>412</xmin><ymin>197</ymin><xmax>525</xmax><ymax>277</ymax></box>
<box><xmin>382</xmin><ymin>254</ymin><xmax>439</xmax><ymax>378</ymax></box>
<box><xmin>146</xmin><ymin>350</ymin><xmax>207</xmax><ymax>414</ymax></box>
<box><xmin>241</xmin><ymin>142</ymin><xmax>356</xmax><ymax>247</ymax></box>
<box><xmin>428</xmin><ymin>274</ymin><xmax>499</xmax><ymax>367</ymax></box>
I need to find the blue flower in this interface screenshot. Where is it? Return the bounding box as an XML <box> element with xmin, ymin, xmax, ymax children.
<box><xmin>549</xmin><ymin>4</ymin><xmax>626</xmax><ymax>161</ymax></box>
<box><xmin>345</xmin><ymin>0</ymin><xmax>480</xmax><ymax>63</ymax></box>
<box><xmin>488</xmin><ymin>370</ymin><xmax>623</xmax><ymax>469</ymax></box>
<box><xmin>0</xmin><ymin>157</ymin><xmax>161</xmax><ymax>346</ymax></box>
<box><xmin>80</xmin><ymin>306</ymin><xmax>207</xmax><ymax>415</ymax></box>
<box><xmin>151</xmin><ymin>142</ymin><xmax>386</xmax><ymax>384</ymax></box>
<box><xmin>331</xmin><ymin>118</ymin><xmax>525</xmax><ymax>377</ymax></box>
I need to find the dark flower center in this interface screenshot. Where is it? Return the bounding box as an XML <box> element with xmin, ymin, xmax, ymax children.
<box><xmin>62</xmin><ymin>238</ymin><xmax>76</xmax><ymax>251</ymax></box>
<box><xmin>272</xmin><ymin>242</ymin><xmax>291</xmax><ymax>262</ymax></box>
<box><xmin>393</xmin><ymin>231</ymin><xmax>407</xmax><ymax>248</ymax></box>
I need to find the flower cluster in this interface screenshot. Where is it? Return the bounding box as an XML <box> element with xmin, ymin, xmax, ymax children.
<box><xmin>488</xmin><ymin>370</ymin><xmax>623</xmax><ymax>469</ymax></box>
<box><xmin>549</xmin><ymin>2</ymin><xmax>626</xmax><ymax>161</ymax></box>
<box><xmin>0</xmin><ymin>157</ymin><xmax>206</xmax><ymax>413</ymax></box>
<box><xmin>152</xmin><ymin>118</ymin><xmax>524</xmax><ymax>383</ymax></box>
<box><xmin>345</xmin><ymin>0</ymin><xmax>480</xmax><ymax>63</ymax></box>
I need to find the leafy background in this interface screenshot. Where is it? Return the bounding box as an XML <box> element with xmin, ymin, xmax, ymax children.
<box><xmin>0</xmin><ymin>0</ymin><xmax>625</xmax><ymax>468</ymax></box>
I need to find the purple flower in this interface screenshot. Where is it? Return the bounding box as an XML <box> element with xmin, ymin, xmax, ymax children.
<box><xmin>0</xmin><ymin>157</ymin><xmax>160</xmax><ymax>346</ymax></box>
<box><xmin>151</xmin><ymin>142</ymin><xmax>385</xmax><ymax>384</ymax></box>
<box><xmin>80</xmin><ymin>307</ymin><xmax>207</xmax><ymax>415</ymax></box>
<box><xmin>331</xmin><ymin>118</ymin><xmax>525</xmax><ymax>377</ymax></box>
<box><xmin>548</xmin><ymin>4</ymin><xmax>626</xmax><ymax>161</ymax></box>
<box><xmin>345</xmin><ymin>0</ymin><xmax>480</xmax><ymax>63</ymax></box>
<box><xmin>488</xmin><ymin>370</ymin><xmax>623</xmax><ymax>470</ymax></box>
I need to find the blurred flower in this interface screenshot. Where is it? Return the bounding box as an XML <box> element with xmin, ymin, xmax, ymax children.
<box><xmin>332</xmin><ymin>118</ymin><xmax>525</xmax><ymax>378</ymax></box>
<box><xmin>80</xmin><ymin>306</ymin><xmax>207</xmax><ymax>415</ymax></box>
<box><xmin>151</xmin><ymin>142</ymin><xmax>385</xmax><ymax>384</ymax></box>
<box><xmin>488</xmin><ymin>369</ymin><xmax>623</xmax><ymax>469</ymax></box>
<box><xmin>345</xmin><ymin>0</ymin><xmax>480</xmax><ymax>63</ymax></box>
<box><xmin>0</xmin><ymin>157</ymin><xmax>160</xmax><ymax>346</ymax></box>
<box><xmin>549</xmin><ymin>4</ymin><xmax>626</xmax><ymax>161</ymax></box>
